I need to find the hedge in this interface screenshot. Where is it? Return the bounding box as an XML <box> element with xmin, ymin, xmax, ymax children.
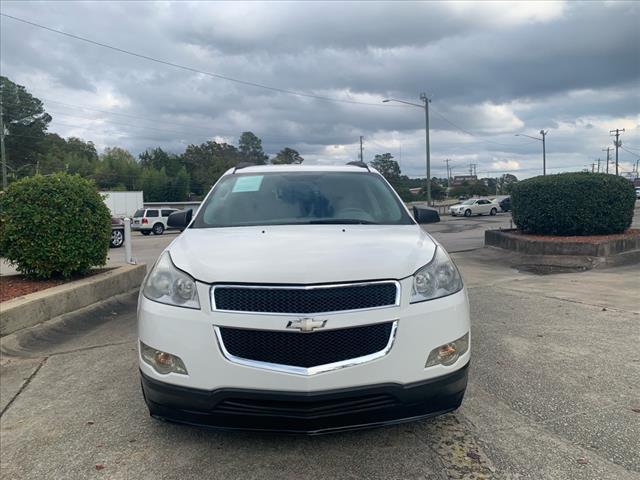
<box><xmin>511</xmin><ymin>172</ymin><xmax>635</xmax><ymax>236</ymax></box>
<box><xmin>0</xmin><ymin>173</ymin><xmax>111</xmax><ymax>279</ymax></box>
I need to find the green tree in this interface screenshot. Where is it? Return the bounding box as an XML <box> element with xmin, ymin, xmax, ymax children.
<box><xmin>140</xmin><ymin>167</ymin><xmax>169</xmax><ymax>202</ymax></box>
<box><xmin>272</xmin><ymin>147</ymin><xmax>304</xmax><ymax>165</ymax></box>
<box><xmin>370</xmin><ymin>153</ymin><xmax>400</xmax><ymax>181</ymax></box>
<box><xmin>0</xmin><ymin>76</ymin><xmax>52</xmax><ymax>174</ymax></box>
<box><xmin>39</xmin><ymin>134</ymin><xmax>98</xmax><ymax>177</ymax></box>
<box><xmin>181</xmin><ymin>141</ymin><xmax>243</xmax><ymax>196</ymax></box>
<box><xmin>139</xmin><ymin>147</ymin><xmax>182</xmax><ymax>176</ymax></box>
<box><xmin>498</xmin><ymin>173</ymin><xmax>518</xmax><ymax>194</ymax></box>
<box><xmin>238</xmin><ymin>131</ymin><xmax>268</xmax><ymax>165</ymax></box>
<box><xmin>93</xmin><ymin>147</ymin><xmax>140</xmax><ymax>190</ymax></box>
<box><xmin>167</xmin><ymin>166</ymin><xmax>190</xmax><ymax>201</ymax></box>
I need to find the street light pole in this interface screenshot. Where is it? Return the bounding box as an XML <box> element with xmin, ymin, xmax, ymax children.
<box><xmin>420</xmin><ymin>93</ymin><xmax>432</xmax><ymax>204</ymax></box>
<box><xmin>541</xmin><ymin>129</ymin><xmax>547</xmax><ymax>176</ymax></box>
<box><xmin>383</xmin><ymin>94</ymin><xmax>432</xmax><ymax>204</ymax></box>
<box><xmin>515</xmin><ymin>130</ymin><xmax>549</xmax><ymax>176</ymax></box>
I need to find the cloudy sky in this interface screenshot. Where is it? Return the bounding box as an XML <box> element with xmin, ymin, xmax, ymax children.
<box><xmin>1</xmin><ymin>1</ymin><xmax>639</xmax><ymax>179</ymax></box>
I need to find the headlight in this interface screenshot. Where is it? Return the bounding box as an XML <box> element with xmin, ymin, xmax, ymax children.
<box><xmin>411</xmin><ymin>247</ymin><xmax>463</xmax><ymax>303</ymax></box>
<box><xmin>143</xmin><ymin>251</ymin><xmax>200</xmax><ymax>309</ymax></box>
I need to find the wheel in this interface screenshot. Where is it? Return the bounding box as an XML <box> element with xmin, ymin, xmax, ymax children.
<box><xmin>110</xmin><ymin>229</ymin><xmax>124</xmax><ymax>248</ymax></box>
<box><xmin>490</xmin><ymin>208</ymin><xmax>497</xmax><ymax>216</ymax></box>
<box><xmin>464</xmin><ymin>209</ymin><xmax>472</xmax><ymax>217</ymax></box>
<box><xmin>152</xmin><ymin>223</ymin><xmax>165</xmax><ymax>235</ymax></box>
<box><xmin>141</xmin><ymin>230</ymin><xmax>151</xmax><ymax>236</ymax></box>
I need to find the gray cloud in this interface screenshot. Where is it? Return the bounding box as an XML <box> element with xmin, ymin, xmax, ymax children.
<box><xmin>1</xmin><ymin>0</ymin><xmax>639</xmax><ymax>178</ymax></box>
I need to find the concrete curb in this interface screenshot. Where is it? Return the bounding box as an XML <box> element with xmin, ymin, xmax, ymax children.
<box><xmin>0</xmin><ymin>264</ymin><xmax>146</xmax><ymax>337</ymax></box>
<box><xmin>485</xmin><ymin>228</ymin><xmax>640</xmax><ymax>256</ymax></box>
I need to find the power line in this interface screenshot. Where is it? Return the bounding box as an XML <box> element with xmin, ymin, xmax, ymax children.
<box><xmin>0</xmin><ymin>13</ymin><xmax>405</xmax><ymax>108</ymax></box>
<box><xmin>620</xmin><ymin>146</ymin><xmax>640</xmax><ymax>158</ymax></box>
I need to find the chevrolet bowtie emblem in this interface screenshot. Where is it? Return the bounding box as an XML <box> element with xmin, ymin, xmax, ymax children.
<box><xmin>286</xmin><ymin>318</ymin><xmax>327</xmax><ymax>332</ymax></box>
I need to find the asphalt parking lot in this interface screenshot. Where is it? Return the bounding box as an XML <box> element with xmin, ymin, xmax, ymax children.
<box><xmin>2</xmin><ymin>210</ymin><xmax>639</xmax><ymax>479</ymax></box>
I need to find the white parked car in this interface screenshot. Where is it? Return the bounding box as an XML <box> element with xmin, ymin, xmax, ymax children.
<box><xmin>132</xmin><ymin>208</ymin><xmax>178</xmax><ymax>235</ymax></box>
<box><xmin>450</xmin><ymin>198</ymin><xmax>498</xmax><ymax>217</ymax></box>
<box><xmin>138</xmin><ymin>164</ymin><xmax>470</xmax><ymax>433</ymax></box>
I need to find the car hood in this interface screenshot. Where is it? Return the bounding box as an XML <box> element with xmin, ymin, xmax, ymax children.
<box><xmin>168</xmin><ymin>224</ymin><xmax>437</xmax><ymax>284</ymax></box>
<box><xmin>451</xmin><ymin>204</ymin><xmax>465</xmax><ymax>209</ymax></box>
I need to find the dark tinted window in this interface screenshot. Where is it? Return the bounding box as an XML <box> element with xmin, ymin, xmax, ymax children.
<box><xmin>146</xmin><ymin>210</ymin><xmax>159</xmax><ymax>217</ymax></box>
<box><xmin>161</xmin><ymin>209</ymin><xmax>174</xmax><ymax>217</ymax></box>
<box><xmin>193</xmin><ymin>172</ymin><xmax>413</xmax><ymax>228</ymax></box>
<box><xmin>133</xmin><ymin>209</ymin><xmax>145</xmax><ymax>217</ymax></box>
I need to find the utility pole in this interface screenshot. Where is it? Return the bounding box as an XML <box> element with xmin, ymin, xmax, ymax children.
<box><xmin>597</xmin><ymin>158</ymin><xmax>601</xmax><ymax>173</ymax></box>
<box><xmin>0</xmin><ymin>102</ymin><xmax>6</xmax><ymax>190</ymax></box>
<box><xmin>610</xmin><ymin>128</ymin><xmax>625</xmax><ymax>176</ymax></box>
<box><xmin>359</xmin><ymin>136</ymin><xmax>364</xmax><ymax>162</ymax></box>
<box><xmin>602</xmin><ymin>147</ymin><xmax>611</xmax><ymax>174</ymax></box>
<box><xmin>591</xmin><ymin>162</ymin><xmax>596</xmax><ymax>173</ymax></box>
<box><xmin>420</xmin><ymin>92</ymin><xmax>431</xmax><ymax>205</ymax></box>
<box><xmin>444</xmin><ymin>159</ymin><xmax>451</xmax><ymax>186</ymax></box>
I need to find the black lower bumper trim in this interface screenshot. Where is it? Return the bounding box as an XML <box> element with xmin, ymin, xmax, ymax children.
<box><xmin>141</xmin><ymin>363</ymin><xmax>468</xmax><ymax>434</ymax></box>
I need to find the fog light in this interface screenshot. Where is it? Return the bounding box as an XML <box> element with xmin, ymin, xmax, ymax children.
<box><xmin>425</xmin><ymin>333</ymin><xmax>469</xmax><ymax>367</ymax></box>
<box><xmin>140</xmin><ymin>341</ymin><xmax>188</xmax><ymax>375</ymax></box>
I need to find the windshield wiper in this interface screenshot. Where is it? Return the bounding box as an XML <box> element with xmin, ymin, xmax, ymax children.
<box><xmin>307</xmin><ymin>219</ymin><xmax>378</xmax><ymax>225</ymax></box>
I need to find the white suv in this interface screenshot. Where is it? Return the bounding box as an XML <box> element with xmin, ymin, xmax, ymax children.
<box><xmin>138</xmin><ymin>164</ymin><xmax>470</xmax><ymax>433</ymax></box>
<box><xmin>132</xmin><ymin>208</ymin><xmax>178</xmax><ymax>235</ymax></box>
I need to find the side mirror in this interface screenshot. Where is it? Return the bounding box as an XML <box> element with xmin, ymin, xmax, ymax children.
<box><xmin>167</xmin><ymin>209</ymin><xmax>193</xmax><ymax>229</ymax></box>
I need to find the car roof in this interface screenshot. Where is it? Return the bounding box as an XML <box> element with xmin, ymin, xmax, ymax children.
<box><xmin>223</xmin><ymin>164</ymin><xmax>376</xmax><ymax>175</ymax></box>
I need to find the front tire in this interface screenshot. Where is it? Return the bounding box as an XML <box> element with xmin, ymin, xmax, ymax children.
<box><xmin>152</xmin><ymin>223</ymin><xmax>165</xmax><ymax>235</ymax></box>
<box><xmin>464</xmin><ymin>209</ymin><xmax>472</xmax><ymax>217</ymax></box>
<box><xmin>110</xmin><ymin>229</ymin><xmax>124</xmax><ymax>248</ymax></box>
<box><xmin>490</xmin><ymin>208</ymin><xmax>497</xmax><ymax>216</ymax></box>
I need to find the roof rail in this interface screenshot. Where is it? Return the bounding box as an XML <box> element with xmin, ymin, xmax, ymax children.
<box><xmin>346</xmin><ymin>161</ymin><xmax>370</xmax><ymax>172</ymax></box>
<box><xmin>233</xmin><ymin>162</ymin><xmax>256</xmax><ymax>174</ymax></box>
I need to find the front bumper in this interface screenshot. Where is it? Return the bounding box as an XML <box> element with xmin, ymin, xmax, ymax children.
<box><xmin>141</xmin><ymin>362</ymin><xmax>468</xmax><ymax>434</ymax></box>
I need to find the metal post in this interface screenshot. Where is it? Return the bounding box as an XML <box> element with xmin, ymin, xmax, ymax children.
<box><xmin>124</xmin><ymin>217</ymin><xmax>135</xmax><ymax>265</ymax></box>
<box><xmin>1</xmin><ymin>102</ymin><xmax>7</xmax><ymax>190</ymax></box>
<box><xmin>359</xmin><ymin>136</ymin><xmax>364</xmax><ymax>162</ymax></box>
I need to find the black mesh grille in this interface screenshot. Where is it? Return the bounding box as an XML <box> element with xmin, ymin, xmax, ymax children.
<box><xmin>219</xmin><ymin>322</ymin><xmax>394</xmax><ymax>368</ymax></box>
<box><xmin>213</xmin><ymin>283</ymin><xmax>397</xmax><ymax>314</ymax></box>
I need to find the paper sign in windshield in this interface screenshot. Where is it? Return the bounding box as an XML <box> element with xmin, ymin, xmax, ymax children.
<box><xmin>232</xmin><ymin>175</ymin><xmax>263</xmax><ymax>193</ymax></box>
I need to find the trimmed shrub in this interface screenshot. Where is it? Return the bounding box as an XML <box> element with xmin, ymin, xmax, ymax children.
<box><xmin>0</xmin><ymin>173</ymin><xmax>111</xmax><ymax>279</ymax></box>
<box><xmin>511</xmin><ymin>172</ymin><xmax>635</xmax><ymax>236</ymax></box>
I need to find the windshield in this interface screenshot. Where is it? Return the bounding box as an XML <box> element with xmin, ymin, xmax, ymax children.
<box><xmin>461</xmin><ymin>199</ymin><xmax>475</xmax><ymax>205</ymax></box>
<box><xmin>191</xmin><ymin>172</ymin><xmax>414</xmax><ymax>228</ymax></box>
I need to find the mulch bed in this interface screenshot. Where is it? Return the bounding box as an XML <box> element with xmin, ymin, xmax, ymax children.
<box><xmin>0</xmin><ymin>269</ymin><xmax>112</xmax><ymax>303</ymax></box>
<box><xmin>505</xmin><ymin>228</ymin><xmax>640</xmax><ymax>244</ymax></box>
